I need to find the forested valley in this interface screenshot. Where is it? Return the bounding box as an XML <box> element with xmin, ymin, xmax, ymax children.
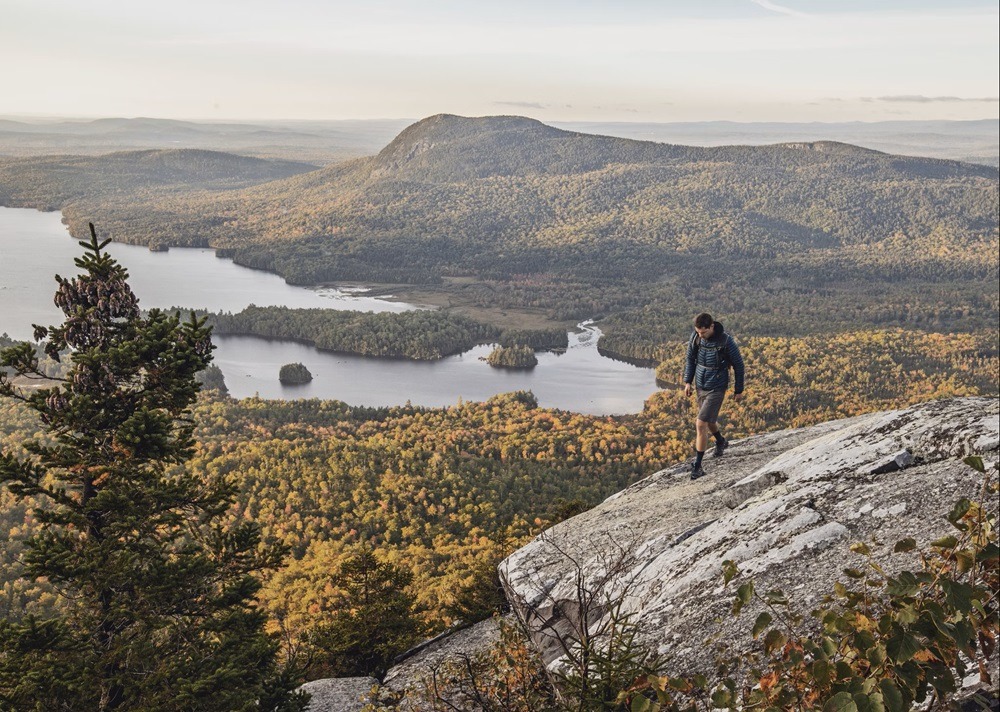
<box><xmin>2</xmin><ymin>327</ymin><xmax>995</xmax><ymax>651</ymax></box>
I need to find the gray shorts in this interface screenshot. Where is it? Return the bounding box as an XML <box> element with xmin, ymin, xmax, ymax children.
<box><xmin>696</xmin><ymin>388</ymin><xmax>725</xmax><ymax>424</ymax></box>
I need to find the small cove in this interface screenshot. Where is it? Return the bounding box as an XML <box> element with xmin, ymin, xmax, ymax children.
<box><xmin>0</xmin><ymin>207</ymin><xmax>660</xmax><ymax>414</ymax></box>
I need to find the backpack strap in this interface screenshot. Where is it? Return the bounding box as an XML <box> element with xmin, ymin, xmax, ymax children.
<box><xmin>717</xmin><ymin>336</ymin><xmax>732</xmax><ymax>370</ymax></box>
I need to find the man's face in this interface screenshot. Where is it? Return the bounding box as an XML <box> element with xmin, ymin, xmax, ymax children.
<box><xmin>695</xmin><ymin>324</ymin><xmax>714</xmax><ymax>339</ymax></box>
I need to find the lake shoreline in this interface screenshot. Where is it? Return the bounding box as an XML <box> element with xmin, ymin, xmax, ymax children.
<box><xmin>1</xmin><ymin>207</ymin><xmax>658</xmax><ymax>414</ymax></box>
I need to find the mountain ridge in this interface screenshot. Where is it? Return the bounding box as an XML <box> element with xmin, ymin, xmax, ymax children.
<box><xmin>361</xmin><ymin>114</ymin><xmax>995</xmax><ymax>182</ymax></box>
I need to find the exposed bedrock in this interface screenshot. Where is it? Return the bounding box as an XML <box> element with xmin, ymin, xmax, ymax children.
<box><xmin>500</xmin><ymin>396</ymin><xmax>1000</xmax><ymax>676</ymax></box>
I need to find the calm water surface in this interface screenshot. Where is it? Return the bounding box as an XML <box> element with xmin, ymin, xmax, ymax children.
<box><xmin>0</xmin><ymin>207</ymin><xmax>659</xmax><ymax>414</ymax></box>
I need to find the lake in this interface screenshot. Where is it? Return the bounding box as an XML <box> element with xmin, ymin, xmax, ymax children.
<box><xmin>0</xmin><ymin>207</ymin><xmax>660</xmax><ymax>414</ymax></box>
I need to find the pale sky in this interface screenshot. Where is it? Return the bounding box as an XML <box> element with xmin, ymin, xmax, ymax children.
<box><xmin>2</xmin><ymin>0</ymin><xmax>998</xmax><ymax>122</ymax></box>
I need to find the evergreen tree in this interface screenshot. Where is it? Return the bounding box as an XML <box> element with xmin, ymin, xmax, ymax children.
<box><xmin>0</xmin><ymin>225</ymin><xmax>306</xmax><ymax>711</ymax></box>
<box><xmin>309</xmin><ymin>548</ymin><xmax>419</xmax><ymax>678</ymax></box>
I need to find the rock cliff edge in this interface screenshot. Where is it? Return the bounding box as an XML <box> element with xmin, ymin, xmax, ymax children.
<box><xmin>500</xmin><ymin>396</ymin><xmax>999</xmax><ymax>676</ymax></box>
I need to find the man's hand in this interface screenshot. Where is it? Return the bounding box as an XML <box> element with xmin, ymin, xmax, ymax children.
<box><xmin>733</xmin><ymin>391</ymin><xmax>745</xmax><ymax>402</ymax></box>
<box><xmin>683</xmin><ymin>383</ymin><xmax>692</xmax><ymax>397</ymax></box>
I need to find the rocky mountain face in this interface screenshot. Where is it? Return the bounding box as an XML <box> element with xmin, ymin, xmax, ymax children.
<box><xmin>303</xmin><ymin>396</ymin><xmax>998</xmax><ymax>710</ymax></box>
<box><xmin>500</xmin><ymin>396</ymin><xmax>999</xmax><ymax>678</ymax></box>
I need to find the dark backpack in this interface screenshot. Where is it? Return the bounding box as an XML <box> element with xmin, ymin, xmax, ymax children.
<box><xmin>690</xmin><ymin>331</ymin><xmax>730</xmax><ymax>371</ymax></box>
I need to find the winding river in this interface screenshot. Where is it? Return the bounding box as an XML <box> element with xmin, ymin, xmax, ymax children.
<box><xmin>0</xmin><ymin>207</ymin><xmax>659</xmax><ymax>414</ymax></box>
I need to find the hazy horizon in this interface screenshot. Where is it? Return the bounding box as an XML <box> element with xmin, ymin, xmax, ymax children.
<box><xmin>3</xmin><ymin>0</ymin><xmax>997</xmax><ymax>123</ymax></box>
<box><xmin>2</xmin><ymin>114</ymin><xmax>998</xmax><ymax>127</ymax></box>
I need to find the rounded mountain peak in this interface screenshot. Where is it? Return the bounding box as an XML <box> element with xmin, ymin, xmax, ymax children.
<box><xmin>371</xmin><ymin>114</ymin><xmax>570</xmax><ymax>181</ymax></box>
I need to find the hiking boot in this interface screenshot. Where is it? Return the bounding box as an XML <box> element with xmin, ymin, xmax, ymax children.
<box><xmin>712</xmin><ymin>436</ymin><xmax>728</xmax><ymax>458</ymax></box>
<box><xmin>690</xmin><ymin>464</ymin><xmax>706</xmax><ymax>480</ymax></box>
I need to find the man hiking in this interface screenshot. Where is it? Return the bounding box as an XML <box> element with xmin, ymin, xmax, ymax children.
<box><xmin>683</xmin><ymin>313</ymin><xmax>745</xmax><ymax>480</ymax></box>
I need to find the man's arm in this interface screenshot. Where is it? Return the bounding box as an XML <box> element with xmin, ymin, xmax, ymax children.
<box><xmin>726</xmin><ymin>335</ymin><xmax>745</xmax><ymax>396</ymax></box>
<box><xmin>682</xmin><ymin>333</ymin><xmax>697</xmax><ymax>395</ymax></box>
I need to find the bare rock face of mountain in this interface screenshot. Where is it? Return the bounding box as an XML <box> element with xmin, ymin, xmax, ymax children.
<box><xmin>500</xmin><ymin>396</ymin><xmax>999</xmax><ymax>676</ymax></box>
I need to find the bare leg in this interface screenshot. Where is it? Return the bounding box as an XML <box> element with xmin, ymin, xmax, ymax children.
<box><xmin>695</xmin><ymin>418</ymin><xmax>711</xmax><ymax>452</ymax></box>
<box><xmin>708</xmin><ymin>422</ymin><xmax>720</xmax><ymax>436</ymax></box>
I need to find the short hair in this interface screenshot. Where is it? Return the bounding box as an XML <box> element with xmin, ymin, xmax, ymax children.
<box><xmin>694</xmin><ymin>313</ymin><xmax>714</xmax><ymax>328</ymax></box>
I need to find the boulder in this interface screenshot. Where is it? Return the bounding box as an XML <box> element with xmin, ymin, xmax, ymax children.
<box><xmin>297</xmin><ymin>677</ymin><xmax>377</xmax><ymax>712</ymax></box>
<box><xmin>382</xmin><ymin>618</ymin><xmax>503</xmax><ymax>709</ymax></box>
<box><xmin>500</xmin><ymin>397</ymin><xmax>999</xmax><ymax>678</ymax></box>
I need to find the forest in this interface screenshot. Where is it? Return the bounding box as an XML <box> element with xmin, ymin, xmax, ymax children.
<box><xmin>205</xmin><ymin>306</ymin><xmax>501</xmax><ymax>360</ymax></box>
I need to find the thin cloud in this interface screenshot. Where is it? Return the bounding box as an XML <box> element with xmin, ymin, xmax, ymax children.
<box><xmin>749</xmin><ymin>0</ymin><xmax>808</xmax><ymax>18</ymax></box>
<box><xmin>494</xmin><ymin>101</ymin><xmax>548</xmax><ymax>110</ymax></box>
<box><xmin>875</xmin><ymin>95</ymin><xmax>999</xmax><ymax>103</ymax></box>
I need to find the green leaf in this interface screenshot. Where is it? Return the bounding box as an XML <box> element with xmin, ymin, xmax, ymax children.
<box><xmin>631</xmin><ymin>697</ymin><xmax>653</xmax><ymax>712</ymax></box>
<box><xmin>722</xmin><ymin>559</ymin><xmax>739</xmax><ymax>585</ymax></box>
<box><xmin>963</xmin><ymin>455</ymin><xmax>985</xmax><ymax>473</ymax></box>
<box><xmin>854</xmin><ymin>692</ymin><xmax>885</xmax><ymax>712</ymax></box>
<box><xmin>939</xmin><ymin>577</ymin><xmax>975</xmax><ymax>614</ymax></box>
<box><xmin>813</xmin><ymin>659</ymin><xmax>832</xmax><ymax>685</ymax></box>
<box><xmin>866</xmin><ymin>644</ymin><xmax>887</xmax><ymax>667</ymax></box>
<box><xmin>886</xmin><ymin>629</ymin><xmax>922</xmax><ymax>664</ymax></box>
<box><xmin>927</xmin><ymin>664</ymin><xmax>957</xmax><ymax>695</ymax></box>
<box><xmin>976</xmin><ymin>542</ymin><xmax>999</xmax><ymax>563</ymax></box>
<box><xmin>893</xmin><ymin>538</ymin><xmax>917</xmax><ymax>553</ymax></box>
<box><xmin>851</xmin><ymin>542</ymin><xmax>871</xmax><ymax>556</ymax></box>
<box><xmin>733</xmin><ymin>581</ymin><xmax>754</xmax><ymax>614</ymax></box>
<box><xmin>844</xmin><ymin>568</ymin><xmax>865</xmax><ymax>579</ymax></box>
<box><xmin>711</xmin><ymin>688</ymin><xmax>733</xmax><ymax>707</ymax></box>
<box><xmin>931</xmin><ymin>535</ymin><xmax>959</xmax><ymax>549</ymax></box>
<box><xmin>752</xmin><ymin>612</ymin><xmax>773</xmax><ymax>639</ymax></box>
<box><xmin>667</xmin><ymin>677</ymin><xmax>691</xmax><ymax>692</ymax></box>
<box><xmin>946</xmin><ymin>499</ymin><xmax>971</xmax><ymax>526</ymax></box>
<box><xmin>824</xmin><ymin>691</ymin><xmax>859</xmax><ymax>712</ymax></box>
<box><xmin>878</xmin><ymin>680</ymin><xmax>906</xmax><ymax>712</ymax></box>
<box><xmin>886</xmin><ymin>572</ymin><xmax>919</xmax><ymax>598</ymax></box>
<box><xmin>853</xmin><ymin>630</ymin><xmax>876</xmax><ymax>651</ymax></box>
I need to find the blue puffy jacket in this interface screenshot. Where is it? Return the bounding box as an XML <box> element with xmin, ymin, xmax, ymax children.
<box><xmin>683</xmin><ymin>321</ymin><xmax>745</xmax><ymax>394</ymax></box>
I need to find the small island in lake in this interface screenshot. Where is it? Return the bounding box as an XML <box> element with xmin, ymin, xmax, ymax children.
<box><xmin>279</xmin><ymin>362</ymin><xmax>313</xmax><ymax>384</ymax></box>
<box><xmin>485</xmin><ymin>344</ymin><xmax>537</xmax><ymax>369</ymax></box>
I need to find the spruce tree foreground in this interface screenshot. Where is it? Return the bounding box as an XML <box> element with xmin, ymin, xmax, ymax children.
<box><xmin>0</xmin><ymin>225</ymin><xmax>307</xmax><ymax>711</ymax></box>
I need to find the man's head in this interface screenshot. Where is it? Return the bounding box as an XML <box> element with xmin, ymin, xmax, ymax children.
<box><xmin>694</xmin><ymin>312</ymin><xmax>714</xmax><ymax>338</ymax></box>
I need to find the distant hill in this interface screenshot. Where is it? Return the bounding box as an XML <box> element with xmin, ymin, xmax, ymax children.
<box><xmin>74</xmin><ymin>113</ymin><xmax>990</xmax><ymax>283</ymax></box>
<box><xmin>552</xmin><ymin>118</ymin><xmax>1000</xmax><ymax>167</ymax></box>
<box><xmin>0</xmin><ymin>116</ymin><xmax>412</xmax><ymax>164</ymax></box>
<box><xmin>0</xmin><ymin>149</ymin><xmax>317</xmax><ymax>210</ymax></box>
<box><xmin>3</xmin><ymin>115</ymin><xmax>995</xmax><ymax>166</ymax></box>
